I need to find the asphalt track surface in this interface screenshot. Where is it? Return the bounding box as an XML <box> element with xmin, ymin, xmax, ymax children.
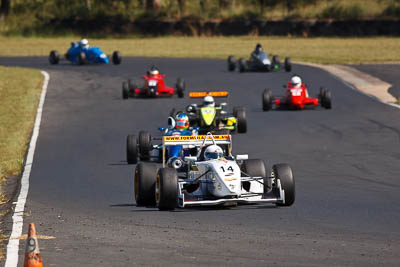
<box><xmin>1</xmin><ymin>57</ymin><xmax>400</xmax><ymax>266</ymax></box>
<box><xmin>352</xmin><ymin>64</ymin><xmax>400</xmax><ymax>98</ymax></box>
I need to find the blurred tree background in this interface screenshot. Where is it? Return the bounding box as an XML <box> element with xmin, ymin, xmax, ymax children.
<box><xmin>0</xmin><ymin>0</ymin><xmax>399</xmax><ymax>35</ymax></box>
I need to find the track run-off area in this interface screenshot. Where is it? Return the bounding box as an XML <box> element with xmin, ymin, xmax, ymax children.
<box><xmin>1</xmin><ymin>57</ymin><xmax>400</xmax><ymax>266</ymax></box>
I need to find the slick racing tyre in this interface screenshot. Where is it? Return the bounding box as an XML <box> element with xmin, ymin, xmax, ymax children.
<box><xmin>78</xmin><ymin>51</ymin><xmax>86</xmax><ymax>65</ymax></box>
<box><xmin>273</xmin><ymin>164</ymin><xmax>295</xmax><ymax>206</ymax></box>
<box><xmin>227</xmin><ymin>56</ymin><xmax>236</xmax><ymax>71</ymax></box>
<box><xmin>139</xmin><ymin>131</ymin><xmax>152</xmax><ymax>161</ymax></box>
<box><xmin>176</xmin><ymin>78</ymin><xmax>185</xmax><ymax>98</ymax></box>
<box><xmin>320</xmin><ymin>88</ymin><xmax>332</xmax><ymax>109</ymax></box>
<box><xmin>241</xmin><ymin>159</ymin><xmax>270</xmax><ymax>194</ymax></box>
<box><xmin>112</xmin><ymin>51</ymin><xmax>122</xmax><ymax>65</ymax></box>
<box><xmin>239</xmin><ymin>58</ymin><xmax>247</xmax><ymax>72</ymax></box>
<box><xmin>156</xmin><ymin>168</ymin><xmax>178</xmax><ymax>211</ymax></box>
<box><xmin>127</xmin><ymin>135</ymin><xmax>138</xmax><ymax>164</ymax></box>
<box><xmin>233</xmin><ymin>107</ymin><xmax>247</xmax><ymax>133</ymax></box>
<box><xmin>262</xmin><ymin>89</ymin><xmax>273</xmax><ymax>111</ymax></box>
<box><xmin>134</xmin><ymin>163</ymin><xmax>158</xmax><ymax>206</ymax></box>
<box><xmin>122</xmin><ymin>81</ymin><xmax>129</xmax><ymax>99</ymax></box>
<box><xmin>284</xmin><ymin>57</ymin><xmax>292</xmax><ymax>72</ymax></box>
<box><xmin>49</xmin><ymin>50</ymin><xmax>60</xmax><ymax>65</ymax></box>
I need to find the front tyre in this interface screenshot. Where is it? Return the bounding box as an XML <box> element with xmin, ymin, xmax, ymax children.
<box><xmin>156</xmin><ymin>168</ymin><xmax>178</xmax><ymax>211</ymax></box>
<box><xmin>134</xmin><ymin>163</ymin><xmax>158</xmax><ymax>206</ymax></box>
<box><xmin>127</xmin><ymin>135</ymin><xmax>138</xmax><ymax>164</ymax></box>
<box><xmin>262</xmin><ymin>89</ymin><xmax>273</xmax><ymax>111</ymax></box>
<box><xmin>273</xmin><ymin>164</ymin><xmax>295</xmax><ymax>206</ymax></box>
<box><xmin>78</xmin><ymin>52</ymin><xmax>86</xmax><ymax>65</ymax></box>
<box><xmin>112</xmin><ymin>51</ymin><xmax>122</xmax><ymax>65</ymax></box>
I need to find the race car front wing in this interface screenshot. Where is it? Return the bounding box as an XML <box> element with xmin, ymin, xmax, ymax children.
<box><xmin>177</xmin><ymin>178</ymin><xmax>285</xmax><ymax>208</ymax></box>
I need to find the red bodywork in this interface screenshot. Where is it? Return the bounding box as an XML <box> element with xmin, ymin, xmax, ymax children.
<box><xmin>134</xmin><ymin>74</ymin><xmax>175</xmax><ymax>96</ymax></box>
<box><xmin>275</xmin><ymin>82</ymin><xmax>319</xmax><ymax>109</ymax></box>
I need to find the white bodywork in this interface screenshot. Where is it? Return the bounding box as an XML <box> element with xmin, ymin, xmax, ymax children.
<box><xmin>162</xmin><ymin>133</ymin><xmax>285</xmax><ymax>208</ymax></box>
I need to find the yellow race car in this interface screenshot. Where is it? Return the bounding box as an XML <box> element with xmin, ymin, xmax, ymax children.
<box><xmin>174</xmin><ymin>91</ymin><xmax>247</xmax><ymax>134</ymax></box>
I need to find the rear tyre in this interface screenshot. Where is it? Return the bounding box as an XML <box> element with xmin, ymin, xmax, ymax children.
<box><xmin>322</xmin><ymin>89</ymin><xmax>332</xmax><ymax>109</ymax></box>
<box><xmin>139</xmin><ymin>131</ymin><xmax>152</xmax><ymax>161</ymax></box>
<box><xmin>262</xmin><ymin>89</ymin><xmax>273</xmax><ymax>111</ymax></box>
<box><xmin>284</xmin><ymin>57</ymin><xmax>292</xmax><ymax>72</ymax></box>
<box><xmin>156</xmin><ymin>168</ymin><xmax>178</xmax><ymax>211</ymax></box>
<box><xmin>134</xmin><ymin>163</ymin><xmax>158</xmax><ymax>206</ymax></box>
<box><xmin>127</xmin><ymin>135</ymin><xmax>138</xmax><ymax>164</ymax></box>
<box><xmin>241</xmin><ymin>159</ymin><xmax>270</xmax><ymax>193</ymax></box>
<box><xmin>239</xmin><ymin>58</ymin><xmax>247</xmax><ymax>73</ymax></box>
<box><xmin>122</xmin><ymin>81</ymin><xmax>129</xmax><ymax>99</ymax></box>
<box><xmin>78</xmin><ymin>52</ymin><xmax>86</xmax><ymax>65</ymax></box>
<box><xmin>273</xmin><ymin>164</ymin><xmax>295</xmax><ymax>206</ymax></box>
<box><xmin>112</xmin><ymin>51</ymin><xmax>122</xmax><ymax>65</ymax></box>
<box><xmin>176</xmin><ymin>78</ymin><xmax>185</xmax><ymax>98</ymax></box>
<box><xmin>227</xmin><ymin>56</ymin><xmax>236</xmax><ymax>71</ymax></box>
<box><xmin>49</xmin><ymin>50</ymin><xmax>60</xmax><ymax>65</ymax></box>
<box><xmin>234</xmin><ymin>107</ymin><xmax>247</xmax><ymax>133</ymax></box>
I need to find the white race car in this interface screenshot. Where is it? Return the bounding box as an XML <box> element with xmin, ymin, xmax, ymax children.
<box><xmin>134</xmin><ymin>133</ymin><xmax>295</xmax><ymax>210</ymax></box>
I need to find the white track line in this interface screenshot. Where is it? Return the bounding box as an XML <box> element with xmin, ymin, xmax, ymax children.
<box><xmin>4</xmin><ymin>71</ymin><xmax>49</xmax><ymax>267</ymax></box>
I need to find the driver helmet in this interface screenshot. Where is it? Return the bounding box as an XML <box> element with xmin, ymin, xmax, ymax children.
<box><xmin>149</xmin><ymin>66</ymin><xmax>160</xmax><ymax>77</ymax></box>
<box><xmin>204</xmin><ymin>145</ymin><xmax>224</xmax><ymax>160</ymax></box>
<box><xmin>80</xmin><ymin>38</ymin><xmax>89</xmax><ymax>49</ymax></box>
<box><xmin>175</xmin><ymin>113</ymin><xmax>189</xmax><ymax>131</ymax></box>
<box><xmin>290</xmin><ymin>75</ymin><xmax>302</xmax><ymax>88</ymax></box>
<box><xmin>203</xmin><ymin>95</ymin><xmax>215</xmax><ymax>107</ymax></box>
<box><xmin>255</xmin><ymin>43</ymin><xmax>263</xmax><ymax>53</ymax></box>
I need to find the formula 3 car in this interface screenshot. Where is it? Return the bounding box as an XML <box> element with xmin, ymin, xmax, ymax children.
<box><xmin>173</xmin><ymin>91</ymin><xmax>247</xmax><ymax>134</ymax></box>
<box><xmin>228</xmin><ymin>51</ymin><xmax>291</xmax><ymax>73</ymax></box>
<box><xmin>262</xmin><ymin>75</ymin><xmax>332</xmax><ymax>111</ymax></box>
<box><xmin>122</xmin><ymin>73</ymin><xmax>185</xmax><ymax>99</ymax></box>
<box><xmin>126</xmin><ymin>117</ymin><xmax>198</xmax><ymax>165</ymax></box>
<box><xmin>133</xmin><ymin>133</ymin><xmax>295</xmax><ymax>210</ymax></box>
<box><xmin>49</xmin><ymin>39</ymin><xmax>121</xmax><ymax>65</ymax></box>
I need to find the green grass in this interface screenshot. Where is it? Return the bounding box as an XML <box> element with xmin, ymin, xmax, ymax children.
<box><xmin>0</xmin><ymin>36</ymin><xmax>399</xmax><ymax>64</ymax></box>
<box><xmin>0</xmin><ymin>66</ymin><xmax>43</xmax><ymax>200</ymax></box>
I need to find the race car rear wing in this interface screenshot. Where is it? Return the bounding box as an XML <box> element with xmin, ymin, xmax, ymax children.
<box><xmin>161</xmin><ymin>134</ymin><xmax>232</xmax><ymax>167</ymax></box>
<box><xmin>189</xmin><ymin>91</ymin><xmax>229</xmax><ymax>98</ymax></box>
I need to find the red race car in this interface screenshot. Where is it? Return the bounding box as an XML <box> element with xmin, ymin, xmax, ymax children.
<box><xmin>262</xmin><ymin>75</ymin><xmax>332</xmax><ymax>111</ymax></box>
<box><xmin>122</xmin><ymin>66</ymin><xmax>185</xmax><ymax>99</ymax></box>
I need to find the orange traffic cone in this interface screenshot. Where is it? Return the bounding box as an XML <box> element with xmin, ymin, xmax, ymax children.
<box><xmin>23</xmin><ymin>223</ymin><xmax>43</xmax><ymax>267</ymax></box>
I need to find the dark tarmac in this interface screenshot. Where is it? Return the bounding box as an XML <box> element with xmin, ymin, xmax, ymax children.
<box><xmin>1</xmin><ymin>57</ymin><xmax>400</xmax><ymax>266</ymax></box>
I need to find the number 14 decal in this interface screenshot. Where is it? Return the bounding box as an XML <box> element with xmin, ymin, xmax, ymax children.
<box><xmin>221</xmin><ymin>166</ymin><xmax>234</xmax><ymax>172</ymax></box>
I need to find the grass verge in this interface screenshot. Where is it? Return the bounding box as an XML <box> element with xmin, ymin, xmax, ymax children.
<box><xmin>0</xmin><ymin>66</ymin><xmax>43</xmax><ymax>259</ymax></box>
<box><xmin>0</xmin><ymin>36</ymin><xmax>400</xmax><ymax>64</ymax></box>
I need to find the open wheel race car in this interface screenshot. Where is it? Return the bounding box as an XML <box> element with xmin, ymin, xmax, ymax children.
<box><xmin>122</xmin><ymin>70</ymin><xmax>185</xmax><ymax>99</ymax></box>
<box><xmin>173</xmin><ymin>91</ymin><xmax>247</xmax><ymax>134</ymax></box>
<box><xmin>49</xmin><ymin>39</ymin><xmax>121</xmax><ymax>65</ymax></box>
<box><xmin>227</xmin><ymin>44</ymin><xmax>291</xmax><ymax>73</ymax></box>
<box><xmin>133</xmin><ymin>133</ymin><xmax>295</xmax><ymax>210</ymax></box>
<box><xmin>126</xmin><ymin>117</ymin><xmax>199</xmax><ymax>165</ymax></box>
<box><xmin>262</xmin><ymin>75</ymin><xmax>332</xmax><ymax>111</ymax></box>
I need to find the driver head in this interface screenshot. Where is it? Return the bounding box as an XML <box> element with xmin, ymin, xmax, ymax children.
<box><xmin>149</xmin><ymin>65</ymin><xmax>159</xmax><ymax>77</ymax></box>
<box><xmin>80</xmin><ymin>38</ymin><xmax>89</xmax><ymax>49</ymax></box>
<box><xmin>175</xmin><ymin>113</ymin><xmax>189</xmax><ymax>131</ymax></box>
<box><xmin>203</xmin><ymin>95</ymin><xmax>215</xmax><ymax>107</ymax></box>
<box><xmin>204</xmin><ymin>145</ymin><xmax>224</xmax><ymax>160</ymax></box>
<box><xmin>290</xmin><ymin>75</ymin><xmax>302</xmax><ymax>88</ymax></box>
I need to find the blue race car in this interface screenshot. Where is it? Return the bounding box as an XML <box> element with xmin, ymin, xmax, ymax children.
<box><xmin>126</xmin><ymin>117</ymin><xmax>198</xmax><ymax>166</ymax></box>
<box><xmin>49</xmin><ymin>39</ymin><xmax>121</xmax><ymax>65</ymax></box>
